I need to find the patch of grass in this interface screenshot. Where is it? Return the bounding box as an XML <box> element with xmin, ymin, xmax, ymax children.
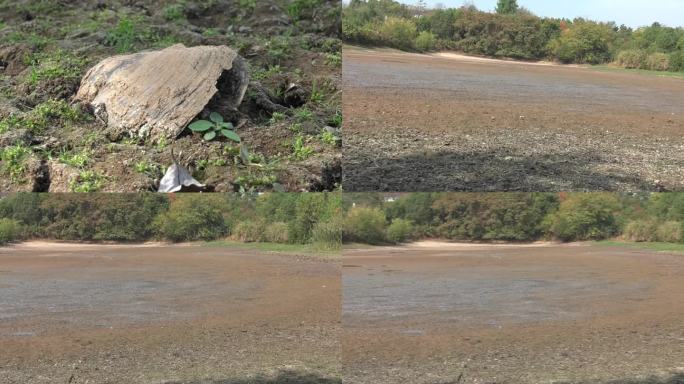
<box><xmin>238</xmin><ymin>0</ymin><xmax>257</xmax><ymax>11</ymax></box>
<box><xmin>251</xmin><ymin>65</ymin><xmax>282</xmax><ymax>81</ymax></box>
<box><xmin>4</xmin><ymin>99</ymin><xmax>86</xmax><ymax>134</ymax></box>
<box><xmin>69</xmin><ymin>170</ymin><xmax>105</xmax><ymax>192</ymax></box>
<box><xmin>26</xmin><ymin>51</ymin><xmax>87</xmax><ymax>86</ymax></box>
<box><xmin>289</xmin><ymin>122</ymin><xmax>303</xmax><ymax>133</ymax></box>
<box><xmin>320</xmin><ymin>130</ymin><xmax>338</xmax><ymax>146</ymax></box>
<box><xmin>324</xmin><ymin>52</ymin><xmax>341</xmax><ymax>67</ymax></box>
<box><xmin>203</xmin><ymin>28</ymin><xmax>219</xmax><ymax>37</ymax></box>
<box><xmin>592</xmin><ymin>65</ymin><xmax>684</xmax><ymax>79</ymax></box>
<box><xmin>286</xmin><ymin>0</ymin><xmax>321</xmax><ymax>22</ymax></box>
<box><xmin>104</xmin><ymin>17</ymin><xmax>138</xmax><ymax>53</ymax></box>
<box><xmin>327</xmin><ymin>110</ymin><xmax>342</xmax><ymax>127</ymax></box>
<box><xmin>294</xmin><ymin>107</ymin><xmax>314</xmax><ymax>122</ymax></box>
<box><xmin>265</xmin><ymin>36</ymin><xmax>294</xmax><ymax>65</ymax></box>
<box><xmin>163</xmin><ymin>3</ymin><xmax>186</xmax><ymax>22</ymax></box>
<box><xmin>134</xmin><ymin>160</ymin><xmax>160</xmax><ymax>176</ymax></box>
<box><xmin>269</xmin><ymin>111</ymin><xmax>286</xmax><ymax>124</ymax></box>
<box><xmin>2</xmin><ymin>31</ymin><xmax>52</xmax><ymax>49</ymax></box>
<box><xmin>58</xmin><ymin>149</ymin><xmax>90</xmax><ymax>168</ymax></box>
<box><xmin>203</xmin><ymin>240</ymin><xmax>339</xmax><ymax>257</ymax></box>
<box><xmin>292</xmin><ymin>134</ymin><xmax>315</xmax><ymax>160</ymax></box>
<box><xmin>0</xmin><ymin>144</ymin><xmax>31</xmax><ymax>183</ymax></box>
<box><xmin>596</xmin><ymin>240</ymin><xmax>684</xmax><ymax>253</ymax></box>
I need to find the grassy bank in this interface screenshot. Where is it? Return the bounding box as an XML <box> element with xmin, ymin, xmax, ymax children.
<box><xmin>596</xmin><ymin>240</ymin><xmax>684</xmax><ymax>253</ymax></box>
<box><xmin>204</xmin><ymin>240</ymin><xmax>340</xmax><ymax>257</ymax></box>
<box><xmin>591</xmin><ymin>65</ymin><xmax>684</xmax><ymax>78</ymax></box>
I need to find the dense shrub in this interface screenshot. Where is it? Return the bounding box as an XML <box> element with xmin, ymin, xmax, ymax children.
<box><xmin>264</xmin><ymin>222</ymin><xmax>290</xmax><ymax>243</ymax></box>
<box><xmin>0</xmin><ymin>218</ymin><xmax>21</xmax><ymax>244</ymax></box>
<box><xmin>386</xmin><ymin>219</ymin><xmax>413</xmax><ymax>243</ymax></box>
<box><xmin>624</xmin><ymin>220</ymin><xmax>657</xmax><ymax>242</ymax></box>
<box><xmin>153</xmin><ymin>195</ymin><xmax>227</xmax><ymax>242</ymax></box>
<box><xmin>645</xmin><ymin>52</ymin><xmax>670</xmax><ymax>71</ymax></box>
<box><xmin>343</xmin><ymin>206</ymin><xmax>387</xmax><ymax>244</ymax></box>
<box><xmin>548</xmin><ymin>21</ymin><xmax>615</xmax><ymax>64</ymax></box>
<box><xmin>615</xmin><ymin>49</ymin><xmax>647</xmax><ymax>69</ymax></box>
<box><xmin>670</xmin><ymin>50</ymin><xmax>684</xmax><ymax>72</ymax></box>
<box><xmin>544</xmin><ymin>194</ymin><xmax>621</xmax><ymax>241</ymax></box>
<box><xmin>414</xmin><ymin>31</ymin><xmax>437</xmax><ymax>52</ymax></box>
<box><xmin>379</xmin><ymin>17</ymin><xmax>417</xmax><ymax>50</ymax></box>
<box><xmin>655</xmin><ymin>221</ymin><xmax>682</xmax><ymax>243</ymax></box>
<box><xmin>311</xmin><ymin>218</ymin><xmax>342</xmax><ymax>250</ymax></box>
<box><xmin>232</xmin><ymin>220</ymin><xmax>264</xmax><ymax>243</ymax></box>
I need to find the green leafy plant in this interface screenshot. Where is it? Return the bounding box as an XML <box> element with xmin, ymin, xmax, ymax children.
<box><xmin>294</xmin><ymin>108</ymin><xmax>314</xmax><ymax>122</ymax></box>
<box><xmin>70</xmin><ymin>170</ymin><xmax>105</xmax><ymax>192</ymax></box>
<box><xmin>324</xmin><ymin>52</ymin><xmax>342</xmax><ymax>66</ymax></box>
<box><xmin>292</xmin><ymin>135</ymin><xmax>315</xmax><ymax>160</ymax></box>
<box><xmin>269</xmin><ymin>111</ymin><xmax>286</xmax><ymax>124</ymax></box>
<box><xmin>0</xmin><ymin>145</ymin><xmax>31</xmax><ymax>183</ymax></box>
<box><xmin>58</xmin><ymin>149</ymin><xmax>90</xmax><ymax>168</ymax></box>
<box><xmin>189</xmin><ymin>112</ymin><xmax>240</xmax><ymax>142</ymax></box>
<box><xmin>105</xmin><ymin>17</ymin><xmax>137</xmax><ymax>53</ymax></box>
<box><xmin>320</xmin><ymin>130</ymin><xmax>338</xmax><ymax>146</ymax></box>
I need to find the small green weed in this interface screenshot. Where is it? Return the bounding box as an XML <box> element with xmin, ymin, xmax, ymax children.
<box><xmin>292</xmin><ymin>135</ymin><xmax>314</xmax><ymax>160</ymax></box>
<box><xmin>163</xmin><ymin>3</ymin><xmax>186</xmax><ymax>22</ymax></box>
<box><xmin>27</xmin><ymin>51</ymin><xmax>87</xmax><ymax>86</ymax></box>
<box><xmin>327</xmin><ymin>110</ymin><xmax>342</xmax><ymax>127</ymax></box>
<box><xmin>188</xmin><ymin>112</ymin><xmax>240</xmax><ymax>142</ymax></box>
<box><xmin>0</xmin><ymin>145</ymin><xmax>31</xmax><ymax>183</ymax></box>
<box><xmin>105</xmin><ymin>17</ymin><xmax>137</xmax><ymax>53</ymax></box>
<box><xmin>320</xmin><ymin>130</ymin><xmax>338</xmax><ymax>146</ymax></box>
<box><xmin>251</xmin><ymin>65</ymin><xmax>282</xmax><ymax>81</ymax></box>
<box><xmin>294</xmin><ymin>107</ymin><xmax>314</xmax><ymax>122</ymax></box>
<box><xmin>269</xmin><ymin>111</ymin><xmax>287</xmax><ymax>124</ymax></box>
<box><xmin>70</xmin><ymin>170</ymin><xmax>105</xmax><ymax>192</ymax></box>
<box><xmin>324</xmin><ymin>52</ymin><xmax>341</xmax><ymax>67</ymax></box>
<box><xmin>58</xmin><ymin>149</ymin><xmax>90</xmax><ymax>168</ymax></box>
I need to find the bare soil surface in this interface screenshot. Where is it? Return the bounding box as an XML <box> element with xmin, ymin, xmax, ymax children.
<box><xmin>342</xmin><ymin>242</ymin><xmax>684</xmax><ymax>384</ymax></box>
<box><xmin>343</xmin><ymin>47</ymin><xmax>684</xmax><ymax>192</ymax></box>
<box><xmin>0</xmin><ymin>242</ymin><xmax>341</xmax><ymax>384</ymax></box>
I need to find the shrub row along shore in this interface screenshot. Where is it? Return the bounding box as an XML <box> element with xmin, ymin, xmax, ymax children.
<box><xmin>0</xmin><ymin>193</ymin><xmax>341</xmax><ymax>250</ymax></box>
<box><xmin>343</xmin><ymin>0</ymin><xmax>684</xmax><ymax>72</ymax></box>
<box><xmin>343</xmin><ymin>193</ymin><xmax>684</xmax><ymax>245</ymax></box>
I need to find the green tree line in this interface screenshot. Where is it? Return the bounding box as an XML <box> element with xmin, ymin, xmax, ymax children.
<box><xmin>0</xmin><ymin>193</ymin><xmax>342</xmax><ymax>249</ymax></box>
<box><xmin>343</xmin><ymin>0</ymin><xmax>684</xmax><ymax>71</ymax></box>
<box><xmin>342</xmin><ymin>193</ymin><xmax>684</xmax><ymax>245</ymax></box>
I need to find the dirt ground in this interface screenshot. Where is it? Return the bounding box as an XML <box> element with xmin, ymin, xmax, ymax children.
<box><xmin>0</xmin><ymin>0</ymin><xmax>341</xmax><ymax>192</ymax></box>
<box><xmin>0</xmin><ymin>242</ymin><xmax>341</xmax><ymax>384</ymax></box>
<box><xmin>342</xmin><ymin>242</ymin><xmax>684</xmax><ymax>384</ymax></box>
<box><xmin>343</xmin><ymin>47</ymin><xmax>684</xmax><ymax>192</ymax></box>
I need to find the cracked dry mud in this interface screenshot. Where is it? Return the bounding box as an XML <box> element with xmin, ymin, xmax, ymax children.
<box><xmin>342</xmin><ymin>242</ymin><xmax>684</xmax><ymax>384</ymax></box>
<box><xmin>343</xmin><ymin>47</ymin><xmax>684</xmax><ymax>192</ymax></box>
<box><xmin>0</xmin><ymin>243</ymin><xmax>341</xmax><ymax>384</ymax></box>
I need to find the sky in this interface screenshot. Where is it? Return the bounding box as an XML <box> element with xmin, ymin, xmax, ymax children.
<box><xmin>393</xmin><ymin>0</ymin><xmax>684</xmax><ymax>28</ymax></box>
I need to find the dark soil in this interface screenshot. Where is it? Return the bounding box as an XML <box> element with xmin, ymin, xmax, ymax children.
<box><xmin>343</xmin><ymin>47</ymin><xmax>684</xmax><ymax>192</ymax></box>
<box><xmin>0</xmin><ymin>0</ymin><xmax>341</xmax><ymax>192</ymax></box>
<box><xmin>0</xmin><ymin>242</ymin><xmax>341</xmax><ymax>384</ymax></box>
<box><xmin>343</xmin><ymin>242</ymin><xmax>684</xmax><ymax>384</ymax></box>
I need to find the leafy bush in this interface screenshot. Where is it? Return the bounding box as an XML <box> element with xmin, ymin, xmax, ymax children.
<box><xmin>623</xmin><ymin>220</ymin><xmax>657</xmax><ymax>242</ymax></box>
<box><xmin>0</xmin><ymin>218</ymin><xmax>21</xmax><ymax>244</ymax></box>
<box><xmin>343</xmin><ymin>207</ymin><xmax>387</xmax><ymax>245</ymax></box>
<box><xmin>264</xmin><ymin>222</ymin><xmax>290</xmax><ymax>243</ymax></box>
<box><xmin>153</xmin><ymin>195</ymin><xmax>227</xmax><ymax>242</ymax></box>
<box><xmin>544</xmin><ymin>194</ymin><xmax>621</xmax><ymax>241</ymax></box>
<box><xmin>379</xmin><ymin>17</ymin><xmax>417</xmax><ymax>50</ymax></box>
<box><xmin>548</xmin><ymin>21</ymin><xmax>615</xmax><ymax>64</ymax></box>
<box><xmin>386</xmin><ymin>219</ymin><xmax>413</xmax><ymax>243</ymax></box>
<box><xmin>311</xmin><ymin>218</ymin><xmax>342</xmax><ymax>250</ymax></box>
<box><xmin>670</xmin><ymin>50</ymin><xmax>684</xmax><ymax>72</ymax></box>
<box><xmin>615</xmin><ymin>49</ymin><xmax>647</xmax><ymax>69</ymax></box>
<box><xmin>232</xmin><ymin>220</ymin><xmax>264</xmax><ymax>242</ymax></box>
<box><xmin>655</xmin><ymin>221</ymin><xmax>682</xmax><ymax>243</ymax></box>
<box><xmin>645</xmin><ymin>52</ymin><xmax>670</xmax><ymax>71</ymax></box>
<box><xmin>414</xmin><ymin>31</ymin><xmax>437</xmax><ymax>52</ymax></box>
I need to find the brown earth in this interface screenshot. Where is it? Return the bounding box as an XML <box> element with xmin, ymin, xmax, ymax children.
<box><xmin>342</xmin><ymin>242</ymin><xmax>684</xmax><ymax>384</ymax></box>
<box><xmin>343</xmin><ymin>47</ymin><xmax>684</xmax><ymax>192</ymax></box>
<box><xmin>0</xmin><ymin>242</ymin><xmax>341</xmax><ymax>384</ymax></box>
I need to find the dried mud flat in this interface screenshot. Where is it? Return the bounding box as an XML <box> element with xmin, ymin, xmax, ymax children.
<box><xmin>343</xmin><ymin>47</ymin><xmax>684</xmax><ymax>192</ymax></box>
<box><xmin>0</xmin><ymin>243</ymin><xmax>341</xmax><ymax>384</ymax></box>
<box><xmin>342</xmin><ymin>242</ymin><xmax>684</xmax><ymax>384</ymax></box>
